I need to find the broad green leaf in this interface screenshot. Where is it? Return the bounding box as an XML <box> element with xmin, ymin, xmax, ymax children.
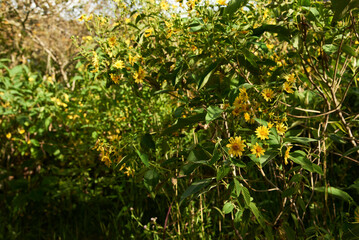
<box><xmin>242</xmin><ymin>186</ymin><xmax>251</xmax><ymax>206</ymax></box>
<box><xmin>342</xmin><ymin>44</ymin><xmax>358</xmax><ymax>57</ymax></box>
<box><xmin>249</xmin><ymin>150</ymin><xmax>278</xmax><ymax>167</ymax></box>
<box><xmin>198</xmin><ymin>62</ymin><xmax>217</xmax><ymax>90</ymax></box>
<box><xmin>206</xmin><ymin>106</ymin><xmax>223</xmax><ymax>124</ymax></box>
<box><xmin>242</xmin><ymin>48</ymin><xmax>258</xmax><ymax>68</ymax></box>
<box><xmin>223</xmin><ymin>202</ymin><xmax>235</xmax><ymax>214</ymax></box>
<box><xmin>233</xmin><ymin>178</ymin><xmax>242</xmax><ymax>197</ymax></box>
<box><xmin>315</xmin><ymin>186</ymin><xmax>354</xmax><ymax>202</ymax></box>
<box><xmin>323</xmin><ymin>44</ymin><xmax>338</xmax><ymax>54</ymax></box>
<box><xmin>289</xmin><ymin>150</ymin><xmax>323</xmax><ymax>175</ymax></box>
<box><xmin>141</xmin><ymin>133</ymin><xmax>155</xmax><ymax>150</ymax></box>
<box><xmin>331</xmin><ymin>0</ymin><xmax>359</xmax><ymax>24</ymax></box>
<box><xmin>224</xmin><ymin>0</ymin><xmax>248</xmax><ymax>16</ymax></box>
<box><xmin>30</xmin><ymin>139</ymin><xmax>40</xmax><ymax>147</ymax></box>
<box><xmin>217</xmin><ymin>166</ymin><xmax>231</xmax><ymax>181</ymax></box>
<box><xmin>162</xmin><ymin>112</ymin><xmax>206</xmax><ymax>135</ymax></box>
<box><xmin>180</xmin><ymin>179</ymin><xmax>212</xmax><ymax>202</ymax></box>
<box><xmin>284</xmin><ymin>136</ymin><xmax>318</xmax><ymax>145</ymax></box>
<box><xmin>173</xmin><ymin>106</ymin><xmax>185</xmax><ymax>118</ymax></box>
<box><xmin>249</xmin><ymin>202</ymin><xmax>265</xmax><ymax>228</ymax></box>
<box><xmin>209</xmin><ymin>147</ymin><xmax>221</xmax><ymax>165</ymax></box>
<box><xmin>44</xmin><ymin>118</ymin><xmax>53</xmax><ymax>132</ymax></box>
<box><xmin>144</xmin><ymin>169</ymin><xmax>159</xmax><ymax>187</ymax></box>
<box><xmin>136</xmin><ymin>150</ymin><xmax>149</xmax><ymax>167</ymax></box>
<box><xmin>252</xmin><ymin>25</ymin><xmax>291</xmax><ymax>41</ymax></box>
<box><xmin>254</xmin><ymin>118</ymin><xmax>268</xmax><ymax>126</ymax></box>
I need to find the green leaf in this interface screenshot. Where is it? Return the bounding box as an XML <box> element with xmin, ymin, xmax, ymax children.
<box><xmin>224</xmin><ymin>0</ymin><xmax>249</xmax><ymax>16</ymax></box>
<box><xmin>44</xmin><ymin>116</ymin><xmax>52</xmax><ymax>130</ymax></box>
<box><xmin>223</xmin><ymin>202</ymin><xmax>235</xmax><ymax>214</ymax></box>
<box><xmin>249</xmin><ymin>202</ymin><xmax>265</xmax><ymax>228</ymax></box>
<box><xmin>141</xmin><ymin>133</ymin><xmax>155</xmax><ymax>150</ymax></box>
<box><xmin>162</xmin><ymin>112</ymin><xmax>206</xmax><ymax>135</ymax></box>
<box><xmin>217</xmin><ymin>166</ymin><xmax>231</xmax><ymax>181</ymax></box>
<box><xmin>254</xmin><ymin>118</ymin><xmax>268</xmax><ymax>126</ymax></box>
<box><xmin>233</xmin><ymin>178</ymin><xmax>242</xmax><ymax>197</ymax></box>
<box><xmin>343</xmin><ymin>146</ymin><xmax>359</xmax><ymax>157</ymax></box>
<box><xmin>198</xmin><ymin>62</ymin><xmax>217</xmax><ymax>90</ymax></box>
<box><xmin>289</xmin><ymin>150</ymin><xmax>323</xmax><ymax>175</ymax></box>
<box><xmin>136</xmin><ymin>150</ymin><xmax>149</xmax><ymax>167</ymax></box>
<box><xmin>342</xmin><ymin>44</ymin><xmax>358</xmax><ymax>57</ymax></box>
<box><xmin>249</xmin><ymin>150</ymin><xmax>278</xmax><ymax>167</ymax></box>
<box><xmin>282</xmin><ymin>187</ymin><xmax>296</xmax><ymax>198</ymax></box>
<box><xmin>242</xmin><ymin>48</ymin><xmax>258</xmax><ymax>68</ymax></box>
<box><xmin>173</xmin><ymin>106</ymin><xmax>185</xmax><ymax>118</ymax></box>
<box><xmin>315</xmin><ymin>186</ymin><xmax>354</xmax><ymax>203</ymax></box>
<box><xmin>144</xmin><ymin>169</ymin><xmax>159</xmax><ymax>187</ymax></box>
<box><xmin>206</xmin><ymin>106</ymin><xmax>223</xmax><ymax>124</ymax></box>
<box><xmin>252</xmin><ymin>25</ymin><xmax>291</xmax><ymax>41</ymax></box>
<box><xmin>331</xmin><ymin>0</ymin><xmax>359</xmax><ymax>24</ymax></box>
<box><xmin>180</xmin><ymin>179</ymin><xmax>212</xmax><ymax>202</ymax></box>
<box><xmin>242</xmin><ymin>186</ymin><xmax>251</xmax><ymax>206</ymax></box>
<box><xmin>30</xmin><ymin>139</ymin><xmax>40</xmax><ymax>147</ymax></box>
<box><xmin>284</xmin><ymin>136</ymin><xmax>318</xmax><ymax>145</ymax></box>
<box><xmin>323</xmin><ymin>44</ymin><xmax>338</xmax><ymax>54</ymax></box>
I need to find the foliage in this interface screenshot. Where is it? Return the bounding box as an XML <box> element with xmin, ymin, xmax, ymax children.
<box><xmin>1</xmin><ymin>0</ymin><xmax>359</xmax><ymax>239</ymax></box>
<box><xmin>75</xmin><ymin>0</ymin><xmax>359</xmax><ymax>238</ymax></box>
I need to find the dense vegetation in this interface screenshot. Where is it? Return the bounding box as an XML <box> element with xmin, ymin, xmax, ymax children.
<box><xmin>1</xmin><ymin>0</ymin><xmax>359</xmax><ymax>239</ymax></box>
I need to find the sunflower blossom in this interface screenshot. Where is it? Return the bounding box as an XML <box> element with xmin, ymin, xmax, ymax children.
<box><xmin>113</xmin><ymin>60</ymin><xmax>124</xmax><ymax>69</ymax></box>
<box><xmin>251</xmin><ymin>143</ymin><xmax>265</xmax><ymax>158</ymax></box>
<box><xmin>244</xmin><ymin>112</ymin><xmax>251</xmax><ymax>122</ymax></box>
<box><xmin>283</xmin><ymin>82</ymin><xmax>294</xmax><ymax>94</ymax></box>
<box><xmin>226</xmin><ymin>136</ymin><xmax>246</xmax><ymax>157</ymax></box>
<box><xmin>255</xmin><ymin>125</ymin><xmax>269</xmax><ymax>140</ymax></box>
<box><xmin>261</xmin><ymin>88</ymin><xmax>275</xmax><ymax>102</ymax></box>
<box><xmin>276</xmin><ymin>123</ymin><xmax>287</xmax><ymax>136</ymax></box>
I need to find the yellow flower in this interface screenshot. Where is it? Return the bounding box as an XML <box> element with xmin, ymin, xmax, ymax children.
<box><xmin>226</xmin><ymin>136</ymin><xmax>246</xmax><ymax>157</ymax></box>
<box><xmin>124</xmin><ymin>166</ymin><xmax>135</xmax><ymax>177</ymax></box>
<box><xmin>255</xmin><ymin>125</ymin><xmax>270</xmax><ymax>140</ymax></box>
<box><xmin>6</xmin><ymin>133</ymin><xmax>12</xmax><ymax>139</ymax></box>
<box><xmin>285</xmin><ymin>73</ymin><xmax>296</xmax><ymax>83</ymax></box>
<box><xmin>18</xmin><ymin>128</ymin><xmax>25</xmax><ymax>134</ymax></box>
<box><xmin>233</xmin><ymin>88</ymin><xmax>249</xmax><ymax>105</ymax></box>
<box><xmin>110</xmin><ymin>73</ymin><xmax>121</xmax><ymax>84</ymax></box>
<box><xmin>232</xmin><ymin>107</ymin><xmax>241</xmax><ymax>116</ymax></box>
<box><xmin>78</xmin><ymin>14</ymin><xmax>93</xmax><ymax>22</ymax></box>
<box><xmin>244</xmin><ymin>112</ymin><xmax>251</xmax><ymax>122</ymax></box>
<box><xmin>101</xmin><ymin>154</ymin><xmax>112</xmax><ymax>167</ymax></box>
<box><xmin>283</xmin><ymin>82</ymin><xmax>294</xmax><ymax>94</ymax></box>
<box><xmin>251</xmin><ymin>142</ymin><xmax>265</xmax><ymax>158</ymax></box>
<box><xmin>113</xmin><ymin>60</ymin><xmax>124</xmax><ymax>69</ymax></box>
<box><xmin>267</xmin><ymin>122</ymin><xmax>273</xmax><ymax>129</ymax></box>
<box><xmin>128</xmin><ymin>54</ymin><xmax>136</xmax><ymax>66</ymax></box>
<box><xmin>266</xmin><ymin>44</ymin><xmax>274</xmax><ymax>50</ymax></box>
<box><xmin>276</xmin><ymin>123</ymin><xmax>287</xmax><ymax>136</ymax></box>
<box><xmin>217</xmin><ymin>0</ymin><xmax>227</xmax><ymax>5</ymax></box>
<box><xmin>144</xmin><ymin>28</ymin><xmax>152</xmax><ymax>37</ymax></box>
<box><xmin>160</xmin><ymin>0</ymin><xmax>169</xmax><ymax>10</ymax></box>
<box><xmin>261</xmin><ymin>88</ymin><xmax>275</xmax><ymax>102</ymax></box>
<box><xmin>108</xmin><ymin>36</ymin><xmax>117</xmax><ymax>47</ymax></box>
<box><xmin>284</xmin><ymin>146</ymin><xmax>292</xmax><ymax>165</ymax></box>
<box><xmin>134</xmin><ymin>66</ymin><xmax>146</xmax><ymax>83</ymax></box>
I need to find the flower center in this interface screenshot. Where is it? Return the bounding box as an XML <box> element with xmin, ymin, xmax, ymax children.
<box><xmin>232</xmin><ymin>144</ymin><xmax>240</xmax><ymax>151</ymax></box>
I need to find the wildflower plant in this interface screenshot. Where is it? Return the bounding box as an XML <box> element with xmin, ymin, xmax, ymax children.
<box><xmin>76</xmin><ymin>0</ymin><xmax>359</xmax><ymax>238</ymax></box>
